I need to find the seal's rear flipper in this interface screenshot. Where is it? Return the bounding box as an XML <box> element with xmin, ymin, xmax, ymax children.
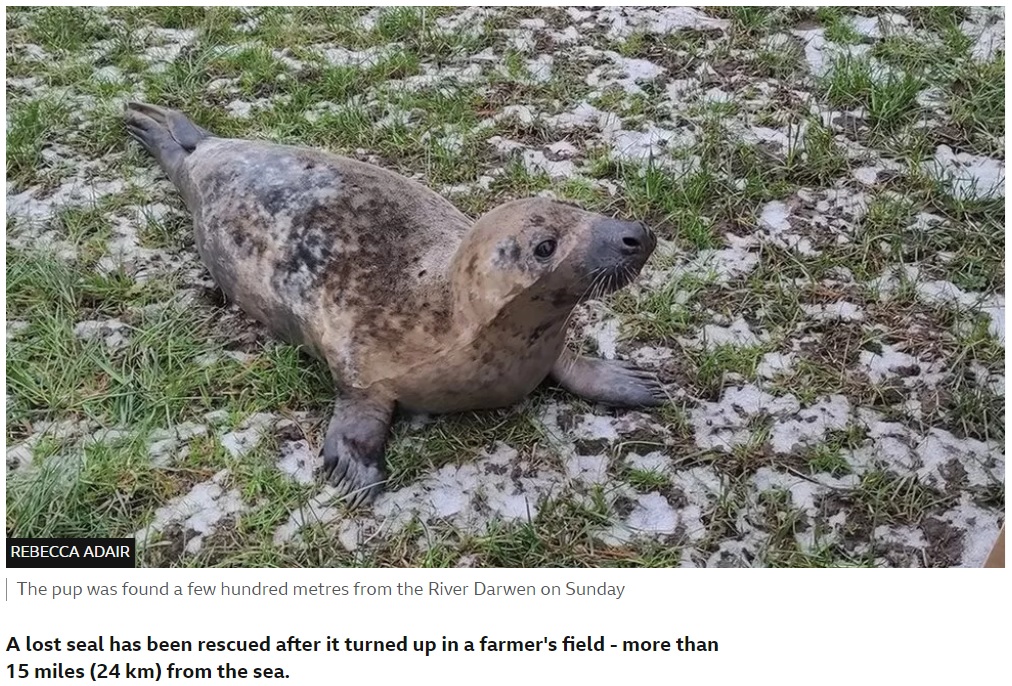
<box><xmin>320</xmin><ymin>391</ymin><xmax>394</xmax><ymax>506</ymax></box>
<box><xmin>124</xmin><ymin>102</ymin><xmax>209</xmax><ymax>186</ymax></box>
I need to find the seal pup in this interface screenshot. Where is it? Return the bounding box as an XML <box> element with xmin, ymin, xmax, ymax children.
<box><xmin>124</xmin><ymin>102</ymin><xmax>664</xmax><ymax>504</ymax></box>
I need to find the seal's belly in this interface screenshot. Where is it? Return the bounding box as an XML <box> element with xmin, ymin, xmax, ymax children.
<box><xmin>396</xmin><ymin>364</ymin><xmax>549</xmax><ymax>414</ymax></box>
<box><xmin>394</xmin><ymin>334</ymin><xmax>566</xmax><ymax>414</ymax></box>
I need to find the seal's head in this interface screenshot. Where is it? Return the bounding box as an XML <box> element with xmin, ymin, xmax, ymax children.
<box><xmin>450</xmin><ymin>198</ymin><xmax>656</xmax><ymax>324</ymax></box>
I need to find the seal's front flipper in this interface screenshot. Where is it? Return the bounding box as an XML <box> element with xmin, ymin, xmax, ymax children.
<box><xmin>551</xmin><ymin>350</ymin><xmax>667</xmax><ymax>407</ymax></box>
<box><xmin>320</xmin><ymin>391</ymin><xmax>394</xmax><ymax>506</ymax></box>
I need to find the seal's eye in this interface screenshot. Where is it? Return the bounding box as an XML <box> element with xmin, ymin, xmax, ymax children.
<box><xmin>534</xmin><ymin>239</ymin><xmax>557</xmax><ymax>260</ymax></box>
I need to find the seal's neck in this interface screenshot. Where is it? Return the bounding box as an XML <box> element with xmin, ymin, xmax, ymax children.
<box><xmin>448</xmin><ymin>268</ymin><xmax>544</xmax><ymax>332</ymax></box>
<box><xmin>448</xmin><ymin>244</ymin><xmax>496</xmax><ymax>328</ymax></box>
<box><xmin>450</xmin><ymin>281</ymin><xmax>573</xmax><ymax>353</ymax></box>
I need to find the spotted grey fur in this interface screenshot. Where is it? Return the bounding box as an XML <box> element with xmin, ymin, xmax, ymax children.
<box><xmin>124</xmin><ymin>102</ymin><xmax>665</xmax><ymax>504</ymax></box>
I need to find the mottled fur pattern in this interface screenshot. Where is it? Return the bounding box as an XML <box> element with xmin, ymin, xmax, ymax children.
<box><xmin>182</xmin><ymin>139</ymin><xmax>467</xmax><ymax>388</ymax></box>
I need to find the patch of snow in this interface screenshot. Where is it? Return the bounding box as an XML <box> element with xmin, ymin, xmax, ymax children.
<box><xmin>873</xmin><ymin>524</ymin><xmax>927</xmax><ymax>556</ymax></box>
<box><xmin>545</xmin><ymin>101</ymin><xmax>605</xmax><ymax>130</ymax></box>
<box><xmin>586</xmin><ymin>52</ymin><xmax>665</xmax><ymax>95</ymax></box>
<box><xmin>596</xmin><ymin>6</ymin><xmax>727</xmax><ymax>40</ymax></box>
<box><xmin>625</xmin><ymin>451</ymin><xmax>671</xmax><ymax>474</ymax></box>
<box><xmin>630</xmin><ymin>346</ymin><xmax>674</xmax><ymax>366</ymax></box>
<box><xmin>135</xmin><ymin>470</ymin><xmax>245</xmax><ymax>554</ymax></box>
<box><xmin>147</xmin><ymin>422</ymin><xmax>209</xmax><ymax>467</ymax></box>
<box><xmin>524</xmin><ymin>54</ymin><xmax>553</xmax><ymax>83</ymax></box>
<box><xmin>943</xmin><ymin>494</ymin><xmax>1004</xmax><ymax>567</ymax></box>
<box><xmin>672</xmin><ymin>234</ymin><xmax>760</xmax><ymax>284</ymax></box>
<box><xmin>272</xmin><ymin>486</ymin><xmax>343</xmax><ymax>545</ymax></box>
<box><xmin>550</xmin><ymin>26</ymin><xmax>581</xmax><ymax>44</ymax></box>
<box><xmin>603</xmin><ymin>123</ymin><xmax>694</xmax><ymax>163</ymax></box>
<box><xmin>565</xmin><ymin>454</ymin><xmax>609</xmax><ymax>485</ymax></box>
<box><xmin>801</xmin><ymin>302</ymin><xmax>865</xmax><ymax>322</ymax></box>
<box><xmin>400</xmin><ymin>63</ymin><xmax>483</xmax><ymax>90</ymax></box>
<box><xmin>702</xmin><ymin>87</ymin><xmax>732</xmax><ymax>104</ymax></box>
<box><xmin>858</xmin><ymin>344</ymin><xmax>946</xmax><ymax>388</ymax></box>
<box><xmin>758</xmin><ymin>201</ymin><xmax>790</xmax><ymax>232</ymax></box>
<box><xmin>869</xmin><ymin>265</ymin><xmax>1004</xmax><ymax>346</ymax></box>
<box><xmin>756</xmin><ymin>200</ymin><xmax>817</xmax><ymax>255</ymax></box>
<box><xmin>355</xmin><ymin>7</ymin><xmax>383</xmax><ymax>31</ymax></box>
<box><xmin>7</xmin><ymin>443</ymin><xmax>34</xmax><ymax>471</ymax></box>
<box><xmin>914</xmin><ymin>429</ymin><xmax>1003</xmax><ymax>489</ymax></box>
<box><xmin>752</xmin><ymin>467</ymin><xmax>820</xmax><ymax>514</ymax></box>
<box><xmin>960</xmin><ymin>8</ymin><xmax>1005</xmax><ymax>62</ymax></box>
<box><xmin>546</xmin><ymin>141</ymin><xmax>579</xmax><ymax>158</ymax></box>
<box><xmin>142</xmin><ymin>28</ymin><xmax>197</xmax><ymax>70</ymax></box>
<box><xmin>219</xmin><ymin>413</ymin><xmax>276</xmax><ymax>459</ymax></box>
<box><xmin>521</xmin><ymin>149</ymin><xmax>578</xmax><ymax>178</ymax></box>
<box><xmin>852</xmin><ymin>166</ymin><xmax>880</xmax><ymax>185</ymax></box>
<box><xmin>691</xmin><ymin>385</ymin><xmax>799</xmax><ymax>451</ymax></box>
<box><xmin>277</xmin><ymin>439</ymin><xmax>317</xmax><ymax>485</ymax></box>
<box><xmin>771</xmin><ymin>395</ymin><xmax>851</xmax><ymax>454</ymax></box>
<box><xmin>94</xmin><ymin>65</ymin><xmax>124</xmax><ymax>84</ymax></box>
<box><xmin>224</xmin><ymin>99</ymin><xmax>253</xmax><ymax>118</ymax></box>
<box><xmin>7</xmin><ymin>176</ymin><xmax>126</xmax><ymax>225</ymax></box>
<box><xmin>73</xmin><ymin>318</ymin><xmax>129</xmax><ymax>349</ymax></box>
<box><xmin>320</xmin><ymin>46</ymin><xmax>391</xmax><ymax>68</ymax></box>
<box><xmin>760</xmin><ymin>32</ymin><xmax>795</xmax><ymax>52</ymax></box>
<box><xmin>370</xmin><ymin>442</ymin><xmax>553</xmax><ymax>531</ymax></box>
<box><xmin>665</xmin><ymin>77</ymin><xmax>699</xmax><ymax>100</ymax></box>
<box><xmin>7</xmin><ymin>320</ymin><xmax>30</xmax><ymax>342</ymax></box>
<box><xmin>585</xmin><ymin>318</ymin><xmax>620</xmax><ymax>360</ymax></box>
<box><xmin>501</xmin><ymin>104</ymin><xmax>538</xmax><ymax>126</ymax></box>
<box><xmin>684</xmin><ymin>316</ymin><xmax>767</xmax><ymax>350</ymax></box>
<box><xmin>624</xmin><ymin>492</ymin><xmax>679</xmax><ymax>533</ymax></box>
<box><xmin>500</xmin><ymin>28</ymin><xmax>536</xmax><ymax>53</ymax></box>
<box><xmin>670</xmin><ymin>466</ymin><xmax>723</xmax><ymax>497</ymax></box>
<box><xmin>792</xmin><ymin>27</ymin><xmax>872</xmax><ymax>77</ymax></box>
<box><xmin>434</xmin><ymin>6</ymin><xmax>498</xmax><ymax>39</ymax></box>
<box><xmin>573</xmin><ymin>414</ymin><xmax>620</xmax><ymax>442</ymax></box>
<box><xmin>757</xmin><ymin>352</ymin><xmax>796</xmax><ymax>380</ymax></box>
<box><xmin>929</xmin><ymin>145</ymin><xmax>1004</xmax><ymax>200</ymax></box>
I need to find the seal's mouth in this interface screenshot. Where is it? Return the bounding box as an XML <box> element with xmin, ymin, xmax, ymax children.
<box><xmin>580</xmin><ymin>260</ymin><xmax>647</xmax><ymax>301</ymax></box>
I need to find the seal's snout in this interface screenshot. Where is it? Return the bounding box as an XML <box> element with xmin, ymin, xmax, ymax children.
<box><xmin>592</xmin><ymin>218</ymin><xmax>657</xmax><ymax>262</ymax></box>
<box><xmin>582</xmin><ymin>217</ymin><xmax>657</xmax><ymax>296</ymax></box>
<box><xmin>617</xmin><ymin>220</ymin><xmax>656</xmax><ymax>256</ymax></box>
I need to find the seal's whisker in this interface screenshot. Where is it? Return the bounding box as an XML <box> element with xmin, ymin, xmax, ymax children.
<box><xmin>562</xmin><ymin>266</ymin><xmax>612</xmax><ymax>373</ymax></box>
<box><xmin>576</xmin><ymin>266</ymin><xmax>607</xmax><ymax>306</ymax></box>
<box><xmin>557</xmin><ymin>267</ymin><xmax>605</xmax><ymax>363</ymax></box>
<box><xmin>590</xmin><ymin>272</ymin><xmax>608</xmax><ymax>303</ymax></box>
<box><xmin>622</xmin><ymin>265</ymin><xmax>635</xmax><ymax>290</ymax></box>
<box><xmin>566</xmin><ymin>267</ymin><xmax>608</xmax><ymax>340</ymax></box>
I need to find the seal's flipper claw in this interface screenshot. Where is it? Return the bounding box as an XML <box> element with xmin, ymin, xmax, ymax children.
<box><xmin>551</xmin><ymin>351</ymin><xmax>668</xmax><ymax>408</ymax></box>
<box><xmin>346</xmin><ymin>480</ymin><xmax>383</xmax><ymax>509</ymax></box>
<box><xmin>321</xmin><ymin>391</ymin><xmax>393</xmax><ymax>505</ymax></box>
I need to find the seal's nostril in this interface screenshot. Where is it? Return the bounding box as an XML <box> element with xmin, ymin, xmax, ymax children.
<box><xmin>620</xmin><ymin>223</ymin><xmax>648</xmax><ymax>254</ymax></box>
<box><xmin>595</xmin><ymin>218</ymin><xmax>654</xmax><ymax>257</ymax></box>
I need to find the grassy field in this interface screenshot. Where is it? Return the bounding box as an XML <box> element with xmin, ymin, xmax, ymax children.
<box><xmin>5</xmin><ymin>6</ymin><xmax>1005</xmax><ymax>567</ymax></box>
